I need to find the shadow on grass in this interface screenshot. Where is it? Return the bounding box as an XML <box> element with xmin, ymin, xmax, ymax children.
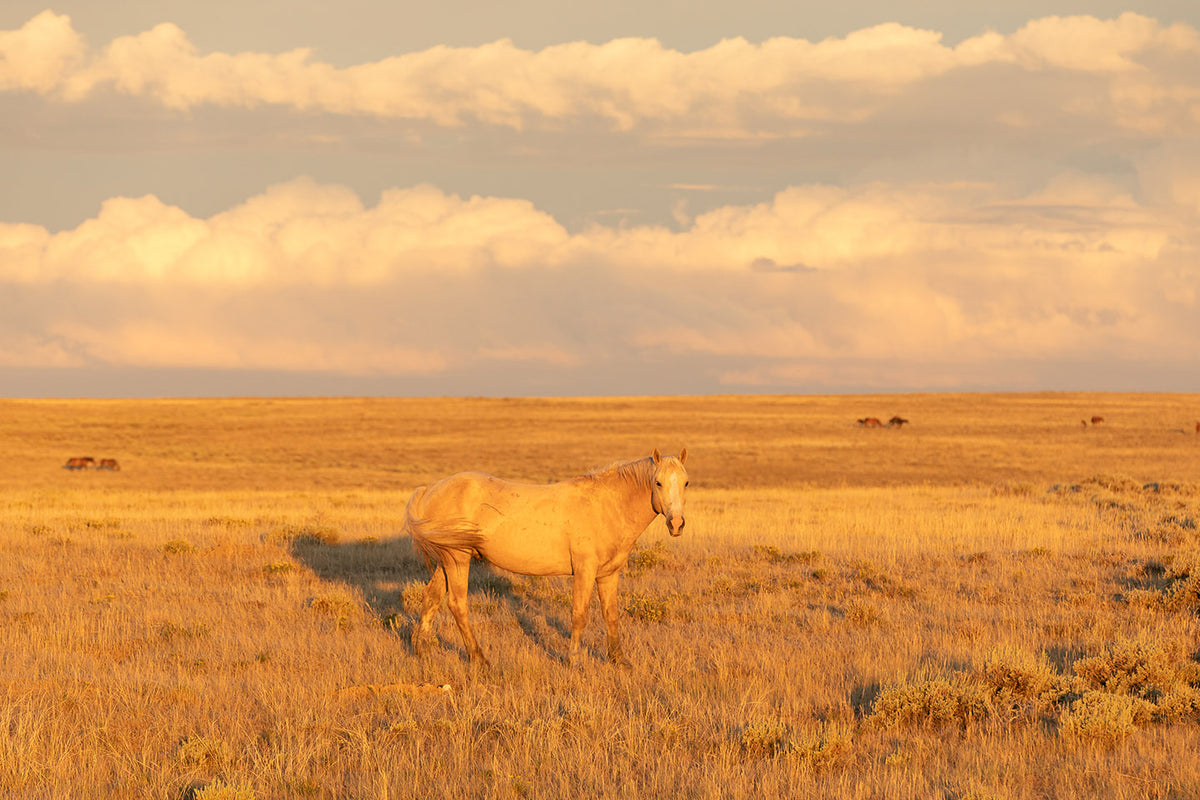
<box><xmin>850</xmin><ymin>680</ymin><xmax>882</xmax><ymax>719</ymax></box>
<box><xmin>288</xmin><ymin>534</ymin><xmax>576</xmax><ymax>663</ymax></box>
<box><xmin>289</xmin><ymin>534</ymin><xmax>428</xmax><ymax>623</ymax></box>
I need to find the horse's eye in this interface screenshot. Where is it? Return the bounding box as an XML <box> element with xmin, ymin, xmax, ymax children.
<box><xmin>655</xmin><ymin>481</ymin><xmax>662</xmax><ymax>487</ymax></box>
<box><xmin>684</xmin><ymin>481</ymin><xmax>689</xmax><ymax>487</ymax></box>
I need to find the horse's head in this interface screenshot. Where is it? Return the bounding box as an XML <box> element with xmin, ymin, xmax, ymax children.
<box><xmin>650</xmin><ymin>448</ymin><xmax>689</xmax><ymax>536</ymax></box>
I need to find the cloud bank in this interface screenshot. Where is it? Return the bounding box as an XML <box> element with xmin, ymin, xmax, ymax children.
<box><xmin>2</xmin><ymin>9</ymin><xmax>1198</xmax><ymax>393</ymax></box>
<box><xmin>2</xmin><ymin>10</ymin><xmax>1198</xmax><ymax>139</ymax></box>
<box><xmin>1</xmin><ymin>175</ymin><xmax>1196</xmax><ymax>390</ymax></box>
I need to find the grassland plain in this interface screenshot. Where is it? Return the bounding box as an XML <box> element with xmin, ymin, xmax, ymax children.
<box><xmin>2</xmin><ymin>393</ymin><xmax>1200</xmax><ymax>799</ymax></box>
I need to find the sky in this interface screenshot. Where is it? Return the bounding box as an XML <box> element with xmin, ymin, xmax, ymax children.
<box><xmin>2</xmin><ymin>2</ymin><xmax>1199</xmax><ymax>397</ymax></box>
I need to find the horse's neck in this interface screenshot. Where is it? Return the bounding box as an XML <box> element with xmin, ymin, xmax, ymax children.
<box><xmin>599</xmin><ymin>459</ymin><xmax>659</xmax><ymax>537</ymax></box>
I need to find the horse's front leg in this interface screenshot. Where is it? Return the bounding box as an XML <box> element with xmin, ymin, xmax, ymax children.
<box><xmin>596</xmin><ymin>573</ymin><xmax>630</xmax><ymax>668</ymax></box>
<box><xmin>569</xmin><ymin>562</ymin><xmax>598</xmax><ymax>667</ymax></box>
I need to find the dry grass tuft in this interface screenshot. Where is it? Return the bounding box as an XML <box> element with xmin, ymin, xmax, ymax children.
<box><xmin>266</xmin><ymin>523</ymin><xmax>341</xmax><ymax>546</ymax></box>
<box><xmin>308</xmin><ymin>588</ymin><xmax>364</xmax><ymax>629</ymax></box>
<box><xmin>193</xmin><ymin>778</ymin><xmax>259</xmax><ymax>800</ymax></box>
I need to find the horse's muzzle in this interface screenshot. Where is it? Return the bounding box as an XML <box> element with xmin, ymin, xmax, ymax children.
<box><xmin>667</xmin><ymin>515</ymin><xmax>685</xmax><ymax>536</ymax></box>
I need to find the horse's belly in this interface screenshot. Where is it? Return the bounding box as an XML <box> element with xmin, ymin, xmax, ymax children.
<box><xmin>478</xmin><ymin>523</ymin><xmax>573</xmax><ymax>576</ymax></box>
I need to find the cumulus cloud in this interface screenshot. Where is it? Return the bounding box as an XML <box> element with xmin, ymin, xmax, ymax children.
<box><xmin>2</xmin><ymin>178</ymin><xmax>571</xmax><ymax>284</ymax></box>
<box><xmin>1</xmin><ymin>175</ymin><xmax>1197</xmax><ymax>389</ymax></box>
<box><xmin>2</xmin><ymin>175</ymin><xmax>1185</xmax><ymax>283</ymax></box>
<box><xmin>3</xmin><ymin>11</ymin><xmax>1198</xmax><ymax>138</ymax></box>
<box><xmin>0</xmin><ymin>10</ymin><xmax>83</xmax><ymax>93</ymax></box>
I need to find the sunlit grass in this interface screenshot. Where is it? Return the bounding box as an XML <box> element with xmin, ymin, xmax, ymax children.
<box><xmin>1</xmin><ymin>394</ymin><xmax>1199</xmax><ymax>798</ymax></box>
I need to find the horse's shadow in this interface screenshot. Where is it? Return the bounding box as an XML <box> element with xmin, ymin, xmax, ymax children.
<box><xmin>288</xmin><ymin>534</ymin><xmax>427</xmax><ymax>628</ymax></box>
<box><xmin>288</xmin><ymin>534</ymin><xmax>576</xmax><ymax>663</ymax></box>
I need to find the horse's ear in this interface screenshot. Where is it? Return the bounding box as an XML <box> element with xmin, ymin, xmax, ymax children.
<box><xmin>652</xmin><ymin>449</ymin><xmax>662</xmax><ymax>464</ymax></box>
<box><xmin>679</xmin><ymin>448</ymin><xmax>687</xmax><ymax>464</ymax></box>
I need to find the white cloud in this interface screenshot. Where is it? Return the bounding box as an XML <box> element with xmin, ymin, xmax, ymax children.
<box><xmin>0</xmin><ymin>174</ymin><xmax>1197</xmax><ymax>387</ymax></box>
<box><xmin>4</xmin><ymin>11</ymin><xmax>1197</xmax><ymax>139</ymax></box>
<box><xmin>0</xmin><ymin>10</ymin><xmax>84</xmax><ymax>93</ymax></box>
<box><xmin>1</xmin><ymin>174</ymin><xmax>1191</xmax><ymax>284</ymax></box>
<box><xmin>1</xmin><ymin>178</ymin><xmax>571</xmax><ymax>284</ymax></box>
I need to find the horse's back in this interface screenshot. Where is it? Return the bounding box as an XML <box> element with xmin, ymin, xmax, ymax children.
<box><xmin>410</xmin><ymin>470</ymin><xmax>584</xmax><ymax>575</ymax></box>
<box><xmin>419</xmin><ymin>471</ymin><xmax>557</xmax><ymax>520</ymax></box>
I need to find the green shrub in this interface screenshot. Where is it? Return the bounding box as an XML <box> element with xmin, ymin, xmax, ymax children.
<box><xmin>309</xmin><ymin>590</ymin><xmax>363</xmax><ymax>630</ymax></box>
<box><xmin>1072</xmin><ymin>640</ymin><xmax>1179</xmax><ymax>700</ymax></box>
<box><xmin>870</xmin><ymin>677</ymin><xmax>991</xmax><ymax>730</ymax></box>
<box><xmin>626</xmin><ymin>540</ymin><xmax>671</xmax><ymax>574</ymax></box>
<box><xmin>751</xmin><ymin>544</ymin><xmax>821</xmax><ymax>564</ymax></box>
<box><xmin>623</xmin><ymin>592</ymin><xmax>683</xmax><ymax>623</ymax></box>
<box><xmin>1059</xmin><ymin>691</ymin><xmax>1154</xmax><ymax>744</ymax></box>
<box><xmin>979</xmin><ymin>646</ymin><xmax>1069</xmax><ymax>710</ymax></box>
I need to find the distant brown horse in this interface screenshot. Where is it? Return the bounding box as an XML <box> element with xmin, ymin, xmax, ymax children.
<box><xmin>405</xmin><ymin>449</ymin><xmax>689</xmax><ymax>668</ymax></box>
<box><xmin>858</xmin><ymin>417</ymin><xmax>883</xmax><ymax>428</ymax></box>
<box><xmin>64</xmin><ymin>457</ymin><xmax>95</xmax><ymax>470</ymax></box>
<box><xmin>1091</xmin><ymin>416</ymin><xmax>1105</xmax><ymax>425</ymax></box>
<box><xmin>98</xmin><ymin>458</ymin><xmax>121</xmax><ymax>471</ymax></box>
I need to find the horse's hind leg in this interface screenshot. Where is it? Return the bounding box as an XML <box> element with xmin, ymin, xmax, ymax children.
<box><xmin>412</xmin><ymin>563</ymin><xmax>447</xmax><ymax>655</ymax></box>
<box><xmin>444</xmin><ymin>556</ymin><xmax>490</xmax><ymax>669</ymax></box>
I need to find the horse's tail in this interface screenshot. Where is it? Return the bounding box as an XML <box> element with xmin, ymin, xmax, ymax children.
<box><xmin>403</xmin><ymin>486</ymin><xmax>485</xmax><ymax>566</ymax></box>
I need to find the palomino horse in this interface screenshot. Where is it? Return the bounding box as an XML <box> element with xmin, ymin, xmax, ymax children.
<box><xmin>404</xmin><ymin>449</ymin><xmax>689</xmax><ymax>668</ymax></box>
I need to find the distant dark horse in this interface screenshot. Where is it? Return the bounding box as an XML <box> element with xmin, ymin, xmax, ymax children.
<box><xmin>888</xmin><ymin>416</ymin><xmax>908</xmax><ymax>428</ymax></box>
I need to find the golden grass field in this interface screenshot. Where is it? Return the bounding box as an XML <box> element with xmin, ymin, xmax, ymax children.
<box><xmin>3</xmin><ymin>392</ymin><xmax>1200</xmax><ymax>799</ymax></box>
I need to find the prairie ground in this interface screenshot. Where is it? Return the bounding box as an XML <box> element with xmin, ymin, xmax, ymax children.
<box><xmin>2</xmin><ymin>393</ymin><xmax>1200</xmax><ymax>799</ymax></box>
